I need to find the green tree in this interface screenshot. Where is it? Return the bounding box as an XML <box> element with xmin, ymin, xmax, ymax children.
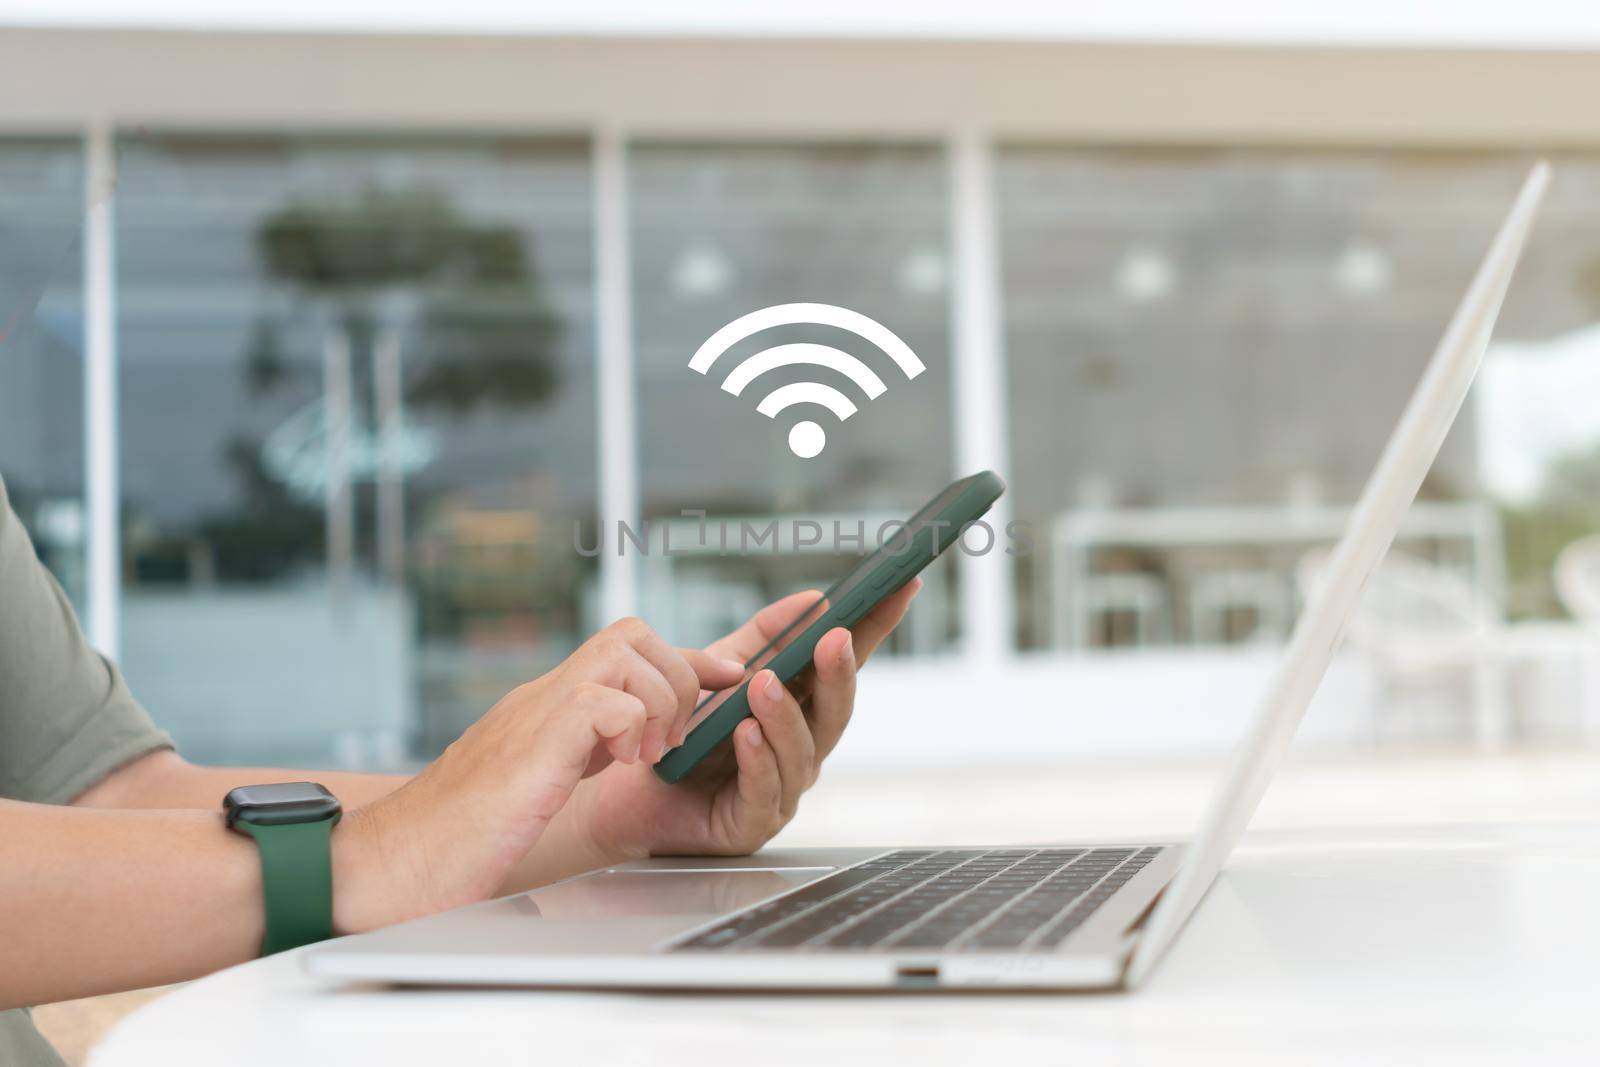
<box><xmin>252</xmin><ymin>184</ymin><xmax>561</xmax><ymax>412</ymax></box>
<box><xmin>1501</xmin><ymin>443</ymin><xmax>1600</xmax><ymax>618</ymax></box>
<box><xmin>205</xmin><ymin>184</ymin><xmax>563</xmax><ymax>583</ymax></box>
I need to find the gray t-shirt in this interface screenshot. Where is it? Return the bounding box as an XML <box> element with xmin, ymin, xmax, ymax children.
<box><xmin>0</xmin><ymin>474</ymin><xmax>173</xmax><ymax>1066</ymax></box>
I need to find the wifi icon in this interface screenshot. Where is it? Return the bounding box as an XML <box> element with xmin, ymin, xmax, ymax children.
<box><xmin>688</xmin><ymin>303</ymin><xmax>926</xmax><ymax>458</ymax></box>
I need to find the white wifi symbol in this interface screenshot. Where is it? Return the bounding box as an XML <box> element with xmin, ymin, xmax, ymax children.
<box><xmin>688</xmin><ymin>303</ymin><xmax>926</xmax><ymax>458</ymax></box>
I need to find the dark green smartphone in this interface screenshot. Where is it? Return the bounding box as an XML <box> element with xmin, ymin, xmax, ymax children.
<box><xmin>653</xmin><ymin>470</ymin><xmax>1006</xmax><ymax>783</ymax></box>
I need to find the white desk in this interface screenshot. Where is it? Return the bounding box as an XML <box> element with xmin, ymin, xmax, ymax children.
<box><xmin>92</xmin><ymin>822</ymin><xmax>1600</xmax><ymax>1066</ymax></box>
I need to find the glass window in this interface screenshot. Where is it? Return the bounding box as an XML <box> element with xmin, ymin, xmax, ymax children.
<box><xmin>999</xmin><ymin>149</ymin><xmax>1600</xmax><ymax>662</ymax></box>
<box><xmin>115</xmin><ymin>133</ymin><xmax>596</xmax><ymax>767</ymax></box>
<box><xmin>629</xmin><ymin>143</ymin><xmax>957</xmax><ymax>654</ymax></box>
<box><xmin>0</xmin><ymin>137</ymin><xmax>86</xmax><ymax>605</ymax></box>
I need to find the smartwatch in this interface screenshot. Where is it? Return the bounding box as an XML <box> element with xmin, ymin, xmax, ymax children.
<box><xmin>223</xmin><ymin>782</ymin><xmax>343</xmax><ymax>956</ymax></box>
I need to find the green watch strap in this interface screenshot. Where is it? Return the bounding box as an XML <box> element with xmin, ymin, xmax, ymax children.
<box><xmin>235</xmin><ymin>816</ymin><xmax>339</xmax><ymax>955</ymax></box>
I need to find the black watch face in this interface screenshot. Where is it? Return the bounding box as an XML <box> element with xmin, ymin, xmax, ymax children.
<box><xmin>224</xmin><ymin>782</ymin><xmax>341</xmax><ymax>827</ymax></box>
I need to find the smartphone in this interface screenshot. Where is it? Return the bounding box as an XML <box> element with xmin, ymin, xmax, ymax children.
<box><xmin>652</xmin><ymin>470</ymin><xmax>1006</xmax><ymax>783</ymax></box>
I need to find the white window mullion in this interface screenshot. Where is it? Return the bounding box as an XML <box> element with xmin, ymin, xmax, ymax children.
<box><xmin>948</xmin><ymin>129</ymin><xmax>1013</xmax><ymax>665</ymax></box>
<box><xmin>593</xmin><ymin>127</ymin><xmax>640</xmax><ymax>625</ymax></box>
<box><xmin>83</xmin><ymin>118</ymin><xmax>120</xmax><ymax>658</ymax></box>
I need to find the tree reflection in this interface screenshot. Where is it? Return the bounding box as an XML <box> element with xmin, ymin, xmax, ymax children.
<box><xmin>199</xmin><ymin>185</ymin><xmax>563</xmax><ymax>585</ymax></box>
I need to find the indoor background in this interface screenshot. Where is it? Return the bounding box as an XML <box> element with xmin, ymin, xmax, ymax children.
<box><xmin>4</xmin><ymin>8</ymin><xmax>1600</xmax><ymax>782</ymax></box>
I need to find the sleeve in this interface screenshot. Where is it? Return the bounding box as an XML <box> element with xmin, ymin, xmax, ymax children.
<box><xmin>0</xmin><ymin>475</ymin><xmax>173</xmax><ymax>804</ymax></box>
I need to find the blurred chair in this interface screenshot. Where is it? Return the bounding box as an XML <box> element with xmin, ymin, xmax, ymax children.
<box><xmin>1080</xmin><ymin>572</ymin><xmax>1170</xmax><ymax>648</ymax></box>
<box><xmin>1297</xmin><ymin>547</ymin><xmax>1509</xmax><ymax>748</ymax></box>
<box><xmin>1187</xmin><ymin>567</ymin><xmax>1291</xmax><ymax>646</ymax></box>
<box><xmin>1554</xmin><ymin>535</ymin><xmax>1600</xmax><ymax>744</ymax></box>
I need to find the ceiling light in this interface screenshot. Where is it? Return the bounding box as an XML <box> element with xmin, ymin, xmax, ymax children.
<box><xmin>898</xmin><ymin>248</ymin><xmax>947</xmax><ymax>296</ymax></box>
<box><xmin>1335</xmin><ymin>242</ymin><xmax>1393</xmax><ymax>296</ymax></box>
<box><xmin>1116</xmin><ymin>248</ymin><xmax>1174</xmax><ymax>303</ymax></box>
<box><xmin>671</xmin><ymin>244</ymin><xmax>731</xmax><ymax>298</ymax></box>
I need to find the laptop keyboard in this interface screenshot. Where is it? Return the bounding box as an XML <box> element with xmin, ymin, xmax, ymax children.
<box><xmin>671</xmin><ymin>847</ymin><xmax>1162</xmax><ymax>953</ymax></box>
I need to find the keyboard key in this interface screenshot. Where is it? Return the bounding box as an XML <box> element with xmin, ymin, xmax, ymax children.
<box><xmin>674</xmin><ymin>862</ymin><xmax>904</xmax><ymax>949</ymax></box>
<box><xmin>671</xmin><ymin>847</ymin><xmax>1162</xmax><ymax>953</ymax></box>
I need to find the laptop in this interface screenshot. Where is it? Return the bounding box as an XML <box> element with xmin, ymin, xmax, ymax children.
<box><xmin>308</xmin><ymin>162</ymin><xmax>1549</xmax><ymax>992</ymax></box>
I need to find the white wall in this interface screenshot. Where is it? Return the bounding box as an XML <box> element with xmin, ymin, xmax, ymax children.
<box><xmin>10</xmin><ymin>1</ymin><xmax>1600</xmax><ymax>49</ymax></box>
<box><xmin>2</xmin><ymin>30</ymin><xmax>1600</xmax><ymax>145</ymax></box>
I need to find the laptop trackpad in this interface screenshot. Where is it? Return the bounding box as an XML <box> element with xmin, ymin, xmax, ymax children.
<box><xmin>519</xmin><ymin>868</ymin><xmax>822</xmax><ymax>921</ymax></box>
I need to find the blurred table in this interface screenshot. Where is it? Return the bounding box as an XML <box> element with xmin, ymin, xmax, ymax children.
<box><xmin>1049</xmin><ymin>500</ymin><xmax>1503</xmax><ymax>648</ymax></box>
<box><xmin>91</xmin><ymin>821</ymin><xmax>1600</xmax><ymax>1066</ymax></box>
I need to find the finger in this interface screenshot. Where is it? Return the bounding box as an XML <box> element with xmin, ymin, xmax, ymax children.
<box><xmin>536</xmin><ymin>683</ymin><xmax>647</xmax><ymax>785</ymax></box>
<box><xmin>706</xmin><ymin>590</ymin><xmax>827</xmax><ymax>663</ymax></box>
<box><xmin>726</xmin><ymin>718</ymin><xmax>781</xmax><ymax>846</ymax></box>
<box><xmin>611</xmin><ymin>644</ymin><xmax>681</xmax><ymax>763</ymax></box>
<box><xmin>808</xmin><ymin>627</ymin><xmax>857</xmax><ymax>764</ymax></box>
<box><xmin>589</xmin><ymin>685</ymin><xmax>649</xmax><ymax>767</ymax></box>
<box><xmin>670</xmin><ymin>647</ymin><xmax>748</xmax><ymax>746</ymax></box>
<box><xmin>643</xmin><ymin>646</ymin><xmax>742</xmax><ymax>748</ymax></box>
<box><xmin>748</xmin><ymin>669</ymin><xmax>815</xmax><ymax>817</ymax></box>
<box><xmin>782</xmin><ymin>578</ymin><xmax>920</xmax><ymax>707</ymax></box>
<box><xmin>600</xmin><ymin>619</ymin><xmax>691</xmax><ymax>762</ymax></box>
<box><xmin>610</xmin><ymin>619</ymin><xmax>745</xmax><ymax>757</ymax></box>
<box><xmin>705</xmin><ymin>575</ymin><xmax>915</xmax><ymax>713</ymax></box>
<box><xmin>848</xmin><ymin>576</ymin><xmax>920</xmax><ymax>667</ymax></box>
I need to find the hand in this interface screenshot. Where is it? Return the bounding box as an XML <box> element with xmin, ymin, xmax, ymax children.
<box><xmin>331</xmin><ymin>618</ymin><xmax>745</xmax><ymax>933</ymax></box>
<box><xmin>554</xmin><ymin>578</ymin><xmax>920</xmax><ymax>870</ymax></box>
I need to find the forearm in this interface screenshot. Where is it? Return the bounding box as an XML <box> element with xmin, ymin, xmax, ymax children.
<box><xmin>1</xmin><ymin>799</ymin><xmax>273</xmax><ymax>1008</ymax></box>
<box><xmin>76</xmin><ymin>750</ymin><xmax>628</xmax><ymax>896</ymax></box>
<box><xmin>1</xmin><ymin>788</ymin><xmax>614</xmax><ymax>1010</ymax></box>
<box><xmin>73</xmin><ymin>750</ymin><xmax>406</xmax><ymax>811</ymax></box>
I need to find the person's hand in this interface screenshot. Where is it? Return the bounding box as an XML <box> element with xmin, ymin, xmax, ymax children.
<box><xmin>331</xmin><ymin>618</ymin><xmax>746</xmax><ymax>933</ymax></box>
<box><xmin>550</xmin><ymin>578</ymin><xmax>920</xmax><ymax>873</ymax></box>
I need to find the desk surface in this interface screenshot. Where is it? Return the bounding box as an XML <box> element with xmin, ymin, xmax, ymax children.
<box><xmin>91</xmin><ymin>821</ymin><xmax>1600</xmax><ymax>1066</ymax></box>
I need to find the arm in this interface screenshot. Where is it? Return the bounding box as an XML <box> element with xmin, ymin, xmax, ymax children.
<box><xmin>73</xmin><ymin>580</ymin><xmax>919</xmax><ymax>895</ymax></box>
<box><xmin>73</xmin><ymin>749</ymin><xmax>406</xmax><ymax>812</ymax></box>
<box><xmin>25</xmin><ymin>586</ymin><xmax>914</xmax><ymax>1010</ymax></box>
<box><xmin>0</xmin><ymin>798</ymin><xmax>338</xmax><ymax>1009</ymax></box>
<box><xmin>3</xmin><ymin>620</ymin><xmax>744</xmax><ymax>1009</ymax></box>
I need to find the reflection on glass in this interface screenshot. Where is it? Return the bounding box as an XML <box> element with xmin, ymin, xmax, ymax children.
<box><xmin>0</xmin><ymin>138</ymin><xmax>85</xmax><ymax>605</ymax></box>
<box><xmin>115</xmin><ymin>134</ymin><xmax>596</xmax><ymax>766</ymax></box>
<box><xmin>517</xmin><ymin>869</ymin><xmax>804</xmax><ymax>920</ymax></box>
<box><xmin>630</xmin><ymin>143</ymin><xmax>957</xmax><ymax>653</ymax></box>
<box><xmin>999</xmin><ymin>149</ymin><xmax>1600</xmax><ymax>656</ymax></box>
